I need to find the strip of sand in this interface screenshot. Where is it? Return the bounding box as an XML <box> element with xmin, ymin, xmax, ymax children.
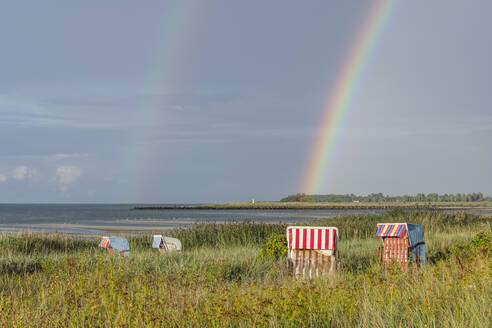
<box><xmin>0</xmin><ymin>219</ymin><xmax>255</xmax><ymax>235</ymax></box>
<box><xmin>0</xmin><ymin>223</ymin><xmax>181</xmax><ymax>234</ymax></box>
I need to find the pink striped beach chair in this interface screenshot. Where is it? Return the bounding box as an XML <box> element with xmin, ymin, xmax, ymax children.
<box><xmin>286</xmin><ymin>226</ymin><xmax>339</xmax><ymax>278</ymax></box>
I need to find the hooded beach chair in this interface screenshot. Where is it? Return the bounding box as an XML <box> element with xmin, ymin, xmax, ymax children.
<box><xmin>376</xmin><ymin>223</ymin><xmax>425</xmax><ymax>267</ymax></box>
<box><xmin>98</xmin><ymin>236</ymin><xmax>130</xmax><ymax>257</ymax></box>
<box><xmin>152</xmin><ymin>235</ymin><xmax>182</xmax><ymax>253</ymax></box>
<box><xmin>286</xmin><ymin>226</ymin><xmax>339</xmax><ymax>278</ymax></box>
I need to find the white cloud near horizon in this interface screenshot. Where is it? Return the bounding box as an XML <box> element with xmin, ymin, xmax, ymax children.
<box><xmin>11</xmin><ymin>166</ymin><xmax>37</xmax><ymax>180</ymax></box>
<box><xmin>56</xmin><ymin>165</ymin><xmax>83</xmax><ymax>192</ymax></box>
<box><xmin>52</xmin><ymin>153</ymin><xmax>89</xmax><ymax>160</ymax></box>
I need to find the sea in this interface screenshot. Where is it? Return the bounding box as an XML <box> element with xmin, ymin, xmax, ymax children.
<box><xmin>0</xmin><ymin>204</ymin><xmax>489</xmax><ymax>235</ymax></box>
<box><xmin>0</xmin><ymin>204</ymin><xmax>384</xmax><ymax>235</ymax></box>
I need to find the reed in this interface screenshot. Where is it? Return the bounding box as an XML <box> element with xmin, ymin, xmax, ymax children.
<box><xmin>0</xmin><ymin>233</ymin><xmax>95</xmax><ymax>255</ymax></box>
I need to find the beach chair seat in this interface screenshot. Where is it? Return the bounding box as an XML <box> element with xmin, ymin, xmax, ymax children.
<box><xmin>98</xmin><ymin>236</ymin><xmax>130</xmax><ymax>257</ymax></box>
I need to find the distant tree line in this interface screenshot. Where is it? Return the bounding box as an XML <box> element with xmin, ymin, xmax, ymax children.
<box><xmin>281</xmin><ymin>192</ymin><xmax>490</xmax><ymax>203</ymax></box>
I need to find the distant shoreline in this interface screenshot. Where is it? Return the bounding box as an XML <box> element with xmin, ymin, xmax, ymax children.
<box><xmin>133</xmin><ymin>201</ymin><xmax>492</xmax><ymax>211</ymax></box>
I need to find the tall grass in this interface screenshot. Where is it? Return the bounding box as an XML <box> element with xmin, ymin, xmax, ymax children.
<box><xmin>309</xmin><ymin>209</ymin><xmax>491</xmax><ymax>239</ymax></box>
<box><xmin>0</xmin><ymin>234</ymin><xmax>95</xmax><ymax>255</ymax></box>
<box><xmin>169</xmin><ymin>221</ymin><xmax>287</xmax><ymax>249</ymax></box>
<box><xmin>0</xmin><ymin>211</ymin><xmax>490</xmax><ymax>327</ymax></box>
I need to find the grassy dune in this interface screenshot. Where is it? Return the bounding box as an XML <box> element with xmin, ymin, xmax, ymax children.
<box><xmin>0</xmin><ymin>211</ymin><xmax>490</xmax><ymax>327</ymax></box>
<box><xmin>134</xmin><ymin>201</ymin><xmax>492</xmax><ymax>210</ymax></box>
<box><xmin>215</xmin><ymin>201</ymin><xmax>492</xmax><ymax>208</ymax></box>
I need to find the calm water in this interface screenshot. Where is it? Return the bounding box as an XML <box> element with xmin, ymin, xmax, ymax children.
<box><xmin>0</xmin><ymin>204</ymin><xmax>383</xmax><ymax>234</ymax></box>
<box><xmin>0</xmin><ymin>204</ymin><xmax>489</xmax><ymax>235</ymax></box>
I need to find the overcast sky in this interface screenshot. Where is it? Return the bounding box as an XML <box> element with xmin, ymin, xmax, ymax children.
<box><xmin>0</xmin><ymin>0</ymin><xmax>491</xmax><ymax>203</ymax></box>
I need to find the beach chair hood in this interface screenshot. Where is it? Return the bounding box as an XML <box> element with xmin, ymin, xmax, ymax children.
<box><xmin>152</xmin><ymin>235</ymin><xmax>163</xmax><ymax>248</ymax></box>
<box><xmin>99</xmin><ymin>236</ymin><xmax>110</xmax><ymax>248</ymax></box>
<box><xmin>287</xmin><ymin>226</ymin><xmax>338</xmax><ymax>250</ymax></box>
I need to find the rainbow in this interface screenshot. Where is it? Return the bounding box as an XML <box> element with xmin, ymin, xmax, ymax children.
<box><xmin>300</xmin><ymin>0</ymin><xmax>396</xmax><ymax>194</ymax></box>
<box><xmin>130</xmin><ymin>2</ymin><xmax>202</xmax><ymax>201</ymax></box>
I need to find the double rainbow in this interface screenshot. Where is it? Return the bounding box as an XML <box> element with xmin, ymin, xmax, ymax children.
<box><xmin>300</xmin><ymin>0</ymin><xmax>395</xmax><ymax>194</ymax></box>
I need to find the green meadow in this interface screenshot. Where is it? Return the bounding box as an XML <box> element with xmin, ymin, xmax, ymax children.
<box><xmin>0</xmin><ymin>211</ymin><xmax>490</xmax><ymax>327</ymax></box>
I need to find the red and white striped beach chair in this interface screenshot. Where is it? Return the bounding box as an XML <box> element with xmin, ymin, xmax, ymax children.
<box><xmin>286</xmin><ymin>226</ymin><xmax>339</xmax><ymax>278</ymax></box>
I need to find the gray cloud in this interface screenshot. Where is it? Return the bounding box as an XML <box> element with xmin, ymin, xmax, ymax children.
<box><xmin>0</xmin><ymin>0</ymin><xmax>490</xmax><ymax>202</ymax></box>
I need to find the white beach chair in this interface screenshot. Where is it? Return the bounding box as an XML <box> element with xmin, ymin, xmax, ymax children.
<box><xmin>152</xmin><ymin>235</ymin><xmax>182</xmax><ymax>253</ymax></box>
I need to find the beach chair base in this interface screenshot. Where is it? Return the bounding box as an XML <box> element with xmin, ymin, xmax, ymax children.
<box><xmin>107</xmin><ymin>248</ymin><xmax>129</xmax><ymax>257</ymax></box>
<box><xmin>378</xmin><ymin>237</ymin><xmax>410</xmax><ymax>269</ymax></box>
<box><xmin>288</xmin><ymin>250</ymin><xmax>337</xmax><ymax>278</ymax></box>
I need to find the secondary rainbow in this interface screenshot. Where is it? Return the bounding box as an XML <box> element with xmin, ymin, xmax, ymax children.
<box><xmin>300</xmin><ymin>0</ymin><xmax>396</xmax><ymax>194</ymax></box>
<box><xmin>130</xmin><ymin>2</ymin><xmax>202</xmax><ymax>201</ymax></box>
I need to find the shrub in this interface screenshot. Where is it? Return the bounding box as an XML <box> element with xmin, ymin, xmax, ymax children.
<box><xmin>449</xmin><ymin>230</ymin><xmax>491</xmax><ymax>260</ymax></box>
<box><xmin>259</xmin><ymin>234</ymin><xmax>288</xmax><ymax>259</ymax></box>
